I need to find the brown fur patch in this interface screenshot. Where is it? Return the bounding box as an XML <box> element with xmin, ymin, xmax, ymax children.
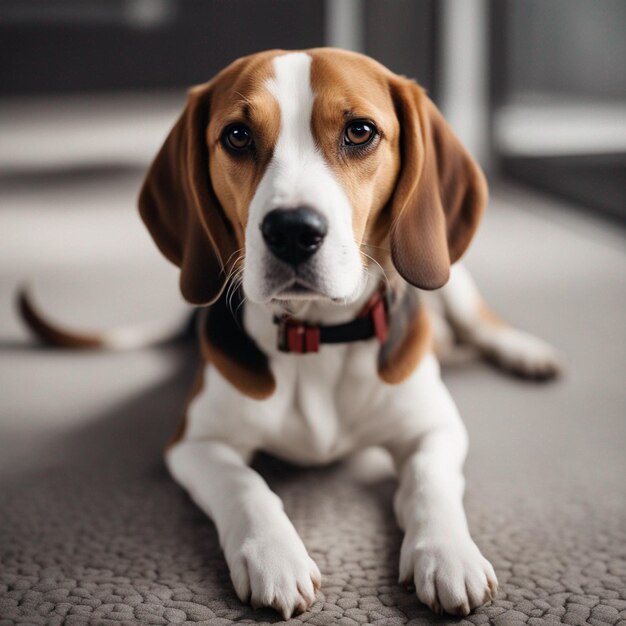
<box><xmin>165</xmin><ymin>363</ymin><xmax>206</xmax><ymax>450</ymax></box>
<box><xmin>387</xmin><ymin>79</ymin><xmax>487</xmax><ymax>291</ymax></box>
<box><xmin>378</xmin><ymin>285</ymin><xmax>432</xmax><ymax>384</ymax></box>
<box><xmin>309</xmin><ymin>49</ymin><xmax>400</xmax><ymax>247</ymax></box>
<box><xmin>199</xmin><ymin>292</ymin><xmax>276</xmax><ymax>401</ymax></box>
<box><xmin>207</xmin><ymin>50</ymin><xmax>283</xmax><ymax>233</ymax></box>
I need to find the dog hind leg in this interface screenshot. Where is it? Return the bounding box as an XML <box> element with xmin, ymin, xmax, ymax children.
<box><xmin>438</xmin><ymin>264</ymin><xmax>562</xmax><ymax>379</ymax></box>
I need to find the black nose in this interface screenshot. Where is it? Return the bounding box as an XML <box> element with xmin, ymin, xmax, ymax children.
<box><xmin>261</xmin><ymin>207</ymin><xmax>328</xmax><ymax>266</ymax></box>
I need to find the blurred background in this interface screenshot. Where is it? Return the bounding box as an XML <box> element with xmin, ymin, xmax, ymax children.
<box><xmin>1</xmin><ymin>0</ymin><xmax>624</xmax><ymax>220</ymax></box>
<box><xmin>0</xmin><ymin>2</ymin><xmax>625</xmax><ymax>624</ymax></box>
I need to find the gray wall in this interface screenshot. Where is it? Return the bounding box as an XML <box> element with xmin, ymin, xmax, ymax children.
<box><xmin>0</xmin><ymin>0</ymin><xmax>325</xmax><ymax>95</ymax></box>
<box><xmin>0</xmin><ymin>0</ymin><xmax>439</xmax><ymax>98</ymax></box>
<box><xmin>364</xmin><ymin>0</ymin><xmax>438</xmax><ymax>97</ymax></box>
<box><xmin>506</xmin><ymin>0</ymin><xmax>626</xmax><ymax>100</ymax></box>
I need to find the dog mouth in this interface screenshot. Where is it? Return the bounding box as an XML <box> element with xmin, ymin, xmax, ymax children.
<box><xmin>272</xmin><ymin>279</ymin><xmax>323</xmax><ymax>301</ymax></box>
<box><xmin>256</xmin><ymin>258</ymin><xmax>365</xmax><ymax>305</ymax></box>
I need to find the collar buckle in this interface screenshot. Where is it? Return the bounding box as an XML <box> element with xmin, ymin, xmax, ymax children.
<box><xmin>276</xmin><ymin>317</ymin><xmax>321</xmax><ymax>354</ymax></box>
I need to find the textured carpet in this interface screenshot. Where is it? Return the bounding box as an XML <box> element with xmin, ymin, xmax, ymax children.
<box><xmin>1</xmin><ymin>391</ymin><xmax>625</xmax><ymax>626</ymax></box>
<box><xmin>1</xmin><ymin>161</ymin><xmax>625</xmax><ymax>625</ymax></box>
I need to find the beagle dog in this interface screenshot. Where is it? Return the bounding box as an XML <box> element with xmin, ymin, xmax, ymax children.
<box><xmin>20</xmin><ymin>48</ymin><xmax>561</xmax><ymax>619</ymax></box>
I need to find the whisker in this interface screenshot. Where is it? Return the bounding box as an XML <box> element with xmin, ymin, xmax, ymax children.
<box><xmin>224</xmin><ymin>254</ymin><xmax>245</xmax><ymax>281</ymax></box>
<box><xmin>360</xmin><ymin>249</ymin><xmax>391</xmax><ymax>292</ymax></box>
<box><xmin>360</xmin><ymin>242</ymin><xmax>390</xmax><ymax>253</ymax></box>
<box><xmin>220</xmin><ymin>248</ymin><xmax>244</xmax><ymax>279</ymax></box>
<box><xmin>233</xmin><ymin>92</ymin><xmax>255</xmax><ymax>109</ymax></box>
<box><xmin>234</xmin><ymin>293</ymin><xmax>247</xmax><ymax>320</ymax></box>
<box><xmin>222</xmin><ymin>250</ymin><xmax>246</xmax><ymax>319</ymax></box>
<box><xmin>223</xmin><ymin>252</ymin><xmax>245</xmax><ymax>283</ymax></box>
<box><xmin>226</xmin><ymin>267</ymin><xmax>245</xmax><ymax>316</ymax></box>
<box><xmin>223</xmin><ymin>247</ymin><xmax>245</xmax><ymax>272</ymax></box>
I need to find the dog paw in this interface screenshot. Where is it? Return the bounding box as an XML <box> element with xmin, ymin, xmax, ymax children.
<box><xmin>399</xmin><ymin>533</ymin><xmax>498</xmax><ymax>616</ymax></box>
<box><xmin>481</xmin><ymin>327</ymin><xmax>562</xmax><ymax>380</ymax></box>
<box><xmin>226</xmin><ymin>529</ymin><xmax>321</xmax><ymax>619</ymax></box>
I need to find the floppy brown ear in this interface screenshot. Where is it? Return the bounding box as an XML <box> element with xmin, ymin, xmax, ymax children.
<box><xmin>138</xmin><ymin>84</ymin><xmax>238</xmax><ymax>305</ymax></box>
<box><xmin>388</xmin><ymin>80</ymin><xmax>487</xmax><ymax>290</ymax></box>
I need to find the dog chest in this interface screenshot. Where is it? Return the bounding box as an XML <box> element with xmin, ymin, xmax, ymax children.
<box><xmin>184</xmin><ymin>338</ymin><xmax>399</xmax><ymax>464</ymax></box>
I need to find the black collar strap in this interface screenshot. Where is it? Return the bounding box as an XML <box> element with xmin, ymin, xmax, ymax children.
<box><xmin>273</xmin><ymin>287</ymin><xmax>390</xmax><ymax>354</ymax></box>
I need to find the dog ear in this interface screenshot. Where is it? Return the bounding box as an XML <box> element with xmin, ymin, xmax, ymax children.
<box><xmin>388</xmin><ymin>80</ymin><xmax>487</xmax><ymax>290</ymax></box>
<box><xmin>138</xmin><ymin>83</ymin><xmax>238</xmax><ymax>305</ymax></box>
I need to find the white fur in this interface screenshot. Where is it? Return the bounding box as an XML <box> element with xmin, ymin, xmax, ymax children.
<box><xmin>168</xmin><ymin>296</ymin><xmax>498</xmax><ymax>616</ymax></box>
<box><xmin>242</xmin><ymin>52</ymin><xmax>365</xmax><ymax>305</ymax></box>
<box><xmin>166</xmin><ymin>52</ymin><xmax>506</xmax><ymax>618</ymax></box>
<box><xmin>440</xmin><ymin>265</ymin><xmax>562</xmax><ymax>378</ymax></box>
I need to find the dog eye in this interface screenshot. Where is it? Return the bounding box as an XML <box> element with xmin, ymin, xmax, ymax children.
<box><xmin>344</xmin><ymin>120</ymin><xmax>376</xmax><ymax>146</ymax></box>
<box><xmin>223</xmin><ymin>124</ymin><xmax>253</xmax><ymax>151</ymax></box>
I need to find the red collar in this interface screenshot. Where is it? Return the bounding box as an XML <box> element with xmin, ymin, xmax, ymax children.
<box><xmin>273</xmin><ymin>286</ymin><xmax>390</xmax><ymax>354</ymax></box>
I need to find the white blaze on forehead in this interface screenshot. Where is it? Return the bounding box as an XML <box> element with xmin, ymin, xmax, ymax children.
<box><xmin>266</xmin><ymin>52</ymin><xmax>316</xmax><ymax>168</ymax></box>
<box><xmin>261</xmin><ymin>52</ymin><xmax>345</xmax><ymax>210</ymax></box>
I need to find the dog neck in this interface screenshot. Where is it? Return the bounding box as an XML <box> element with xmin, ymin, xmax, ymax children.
<box><xmin>199</xmin><ymin>266</ymin><xmax>431</xmax><ymax>400</ymax></box>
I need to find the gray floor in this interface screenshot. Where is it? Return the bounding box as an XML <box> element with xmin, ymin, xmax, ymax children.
<box><xmin>0</xmin><ymin>102</ymin><xmax>625</xmax><ymax>625</ymax></box>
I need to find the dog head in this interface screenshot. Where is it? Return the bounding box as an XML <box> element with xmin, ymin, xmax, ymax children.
<box><xmin>139</xmin><ymin>48</ymin><xmax>487</xmax><ymax>307</ymax></box>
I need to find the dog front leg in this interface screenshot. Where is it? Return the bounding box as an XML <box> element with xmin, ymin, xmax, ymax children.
<box><xmin>166</xmin><ymin>439</ymin><xmax>321</xmax><ymax>618</ymax></box>
<box><xmin>387</xmin><ymin>387</ymin><xmax>497</xmax><ymax>616</ymax></box>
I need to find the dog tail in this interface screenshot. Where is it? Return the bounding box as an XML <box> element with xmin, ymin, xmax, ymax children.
<box><xmin>17</xmin><ymin>284</ymin><xmax>195</xmax><ymax>350</ymax></box>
